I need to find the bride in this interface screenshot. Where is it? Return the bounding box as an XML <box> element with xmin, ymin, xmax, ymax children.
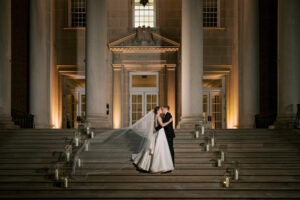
<box><xmin>132</xmin><ymin>106</ymin><xmax>174</xmax><ymax>173</ymax></box>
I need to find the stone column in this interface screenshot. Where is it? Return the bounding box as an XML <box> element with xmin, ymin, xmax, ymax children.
<box><xmin>238</xmin><ymin>0</ymin><xmax>260</xmax><ymax>128</ymax></box>
<box><xmin>0</xmin><ymin>0</ymin><xmax>15</xmax><ymax>128</ymax></box>
<box><xmin>178</xmin><ymin>0</ymin><xmax>204</xmax><ymax>129</ymax></box>
<box><xmin>29</xmin><ymin>0</ymin><xmax>51</xmax><ymax>128</ymax></box>
<box><xmin>276</xmin><ymin>0</ymin><xmax>300</xmax><ymax>128</ymax></box>
<box><xmin>86</xmin><ymin>0</ymin><xmax>111</xmax><ymax>128</ymax></box>
<box><xmin>167</xmin><ymin>65</ymin><xmax>176</xmax><ymax>127</ymax></box>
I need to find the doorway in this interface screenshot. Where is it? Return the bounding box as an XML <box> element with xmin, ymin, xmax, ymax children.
<box><xmin>64</xmin><ymin>87</ymin><xmax>86</xmax><ymax>128</ymax></box>
<box><xmin>203</xmin><ymin>77</ymin><xmax>226</xmax><ymax>129</ymax></box>
<box><xmin>129</xmin><ymin>72</ymin><xmax>159</xmax><ymax>125</ymax></box>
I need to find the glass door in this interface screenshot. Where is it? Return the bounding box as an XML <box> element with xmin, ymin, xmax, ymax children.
<box><xmin>131</xmin><ymin>93</ymin><xmax>143</xmax><ymax>124</ymax></box>
<box><xmin>130</xmin><ymin>72</ymin><xmax>159</xmax><ymax>125</ymax></box>
<box><xmin>211</xmin><ymin>92</ymin><xmax>223</xmax><ymax>129</ymax></box>
<box><xmin>145</xmin><ymin>92</ymin><xmax>158</xmax><ymax>113</ymax></box>
<box><xmin>66</xmin><ymin>94</ymin><xmax>76</xmax><ymax>128</ymax></box>
<box><xmin>64</xmin><ymin>87</ymin><xmax>86</xmax><ymax>128</ymax></box>
<box><xmin>130</xmin><ymin>92</ymin><xmax>158</xmax><ymax>125</ymax></box>
<box><xmin>203</xmin><ymin>91</ymin><xmax>225</xmax><ymax>129</ymax></box>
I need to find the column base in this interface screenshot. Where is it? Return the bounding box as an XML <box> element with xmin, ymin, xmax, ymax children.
<box><xmin>86</xmin><ymin>115</ymin><xmax>112</xmax><ymax>129</ymax></box>
<box><xmin>177</xmin><ymin>116</ymin><xmax>203</xmax><ymax>129</ymax></box>
<box><xmin>274</xmin><ymin>114</ymin><xmax>296</xmax><ymax>129</ymax></box>
<box><xmin>34</xmin><ymin>123</ymin><xmax>51</xmax><ymax>129</ymax></box>
<box><xmin>0</xmin><ymin>116</ymin><xmax>19</xmax><ymax>129</ymax></box>
<box><xmin>239</xmin><ymin>114</ymin><xmax>257</xmax><ymax>129</ymax></box>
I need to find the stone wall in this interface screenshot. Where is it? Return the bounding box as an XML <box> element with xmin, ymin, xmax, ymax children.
<box><xmin>54</xmin><ymin>0</ymin><xmax>234</xmax><ymax>67</ymax></box>
<box><xmin>203</xmin><ymin>0</ymin><xmax>234</xmax><ymax>66</ymax></box>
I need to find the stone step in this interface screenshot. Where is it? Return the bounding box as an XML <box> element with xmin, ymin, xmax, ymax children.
<box><xmin>4</xmin><ymin>137</ymin><xmax>299</xmax><ymax>143</ymax></box>
<box><xmin>1</xmin><ymin>190</ymin><xmax>300</xmax><ymax>199</ymax></box>
<box><xmin>0</xmin><ymin>182</ymin><xmax>300</xmax><ymax>191</ymax></box>
<box><xmin>1</xmin><ymin>148</ymin><xmax>299</xmax><ymax>153</ymax></box>
<box><xmin>1</xmin><ymin>175</ymin><xmax>300</xmax><ymax>182</ymax></box>
<box><xmin>2</xmin><ymin>163</ymin><xmax>300</xmax><ymax>170</ymax></box>
<box><xmin>2</xmin><ymin>139</ymin><xmax>300</xmax><ymax>146</ymax></box>
<box><xmin>1</xmin><ymin>152</ymin><xmax>300</xmax><ymax>159</ymax></box>
<box><xmin>1</xmin><ymin>144</ymin><xmax>298</xmax><ymax>151</ymax></box>
<box><xmin>1</xmin><ymin>157</ymin><xmax>300</xmax><ymax>164</ymax></box>
<box><xmin>2</xmin><ymin>169</ymin><xmax>300</xmax><ymax>176</ymax></box>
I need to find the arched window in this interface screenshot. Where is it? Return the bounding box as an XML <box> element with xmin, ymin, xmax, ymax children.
<box><xmin>203</xmin><ymin>0</ymin><xmax>220</xmax><ymax>27</ymax></box>
<box><xmin>133</xmin><ymin>0</ymin><xmax>155</xmax><ymax>28</ymax></box>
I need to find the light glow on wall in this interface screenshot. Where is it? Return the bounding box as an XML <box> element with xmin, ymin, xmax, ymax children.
<box><xmin>226</xmin><ymin>66</ymin><xmax>239</xmax><ymax>129</ymax></box>
<box><xmin>50</xmin><ymin>71</ymin><xmax>62</xmax><ymax>129</ymax></box>
<box><xmin>113</xmin><ymin>68</ymin><xmax>122</xmax><ymax>129</ymax></box>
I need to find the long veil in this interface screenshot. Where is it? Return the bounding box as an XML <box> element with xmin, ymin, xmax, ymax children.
<box><xmin>71</xmin><ymin>111</ymin><xmax>155</xmax><ymax>177</ymax></box>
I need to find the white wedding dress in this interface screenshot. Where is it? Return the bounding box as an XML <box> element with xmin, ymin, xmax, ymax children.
<box><xmin>71</xmin><ymin>111</ymin><xmax>174</xmax><ymax>177</ymax></box>
<box><xmin>132</xmin><ymin>116</ymin><xmax>174</xmax><ymax>173</ymax></box>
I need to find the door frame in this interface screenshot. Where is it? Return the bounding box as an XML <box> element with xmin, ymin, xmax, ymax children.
<box><xmin>203</xmin><ymin>76</ymin><xmax>226</xmax><ymax>129</ymax></box>
<box><xmin>129</xmin><ymin>72</ymin><xmax>159</xmax><ymax>125</ymax></box>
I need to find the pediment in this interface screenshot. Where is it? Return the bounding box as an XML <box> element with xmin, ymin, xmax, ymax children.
<box><xmin>109</xmin><ymin>27</ymin><xmax>180</xmax><ymax>53</ymax></box>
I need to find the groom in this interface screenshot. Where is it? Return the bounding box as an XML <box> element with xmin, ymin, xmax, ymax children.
<box><xmin>155</xmin><ymin>105</ymin><xmax>175</xmax><ymax>166</ymax></box>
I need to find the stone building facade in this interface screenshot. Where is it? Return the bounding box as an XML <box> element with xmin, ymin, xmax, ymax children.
<box><xmin>0</xmin><ymin>0</ymin><xmax>299</xmax><ymax>129</ymax></box>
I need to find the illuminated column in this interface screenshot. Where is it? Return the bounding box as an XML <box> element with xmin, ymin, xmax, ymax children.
<box><xmin>239</xmin><ymin>0</ymin><xmax>259</xmax><ymax>128</ymax></box>
<box><xmin>178</xmin><ymin>0</ymin><xmax>203</xmax><ymax>129</ymax></box>
<box><xmin>29</xmin><ymin>0</ymin><xmax>51</xmax><ymax>128</ymax></box>
<box><xmin>86</xmin><ymin>0</ymin><xmax>111</xmax><ymax>128</ymax></box>
<box><xmin>0</xmin><ymin>0</ymin><xmax>16</xmax><ymax>129</ymax></box>
<box><xmin>113</xmin><ymin>66</ymin><xmax>122</xmax><ymax>129</ymax></box>
<box><xmin>276</xmin><ymin>0</ymin><xmax>300</xmax><ymax>128</ymax></box>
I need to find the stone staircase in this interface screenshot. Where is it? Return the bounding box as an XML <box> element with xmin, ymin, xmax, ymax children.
<box><xmin>0</xmin><ymin>128</ymin><xmax>300</xmax><ymax>199</ymax></box>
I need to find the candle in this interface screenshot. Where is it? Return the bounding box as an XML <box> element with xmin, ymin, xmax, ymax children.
<box><xmin>77</xmin><ymin>158</ymin><xmax>81</xmax><ymax>168</ymax></box>
<box><xmin>64</xmin><ymin>177</ymin><xmax>68</xmax><ymax>188</ymax></box>
<box><xmin>206</xmin><ymin>144</ymin><xmax>210</xmax><ymax>152</ymax></box>
<box><xmin>91</xmin><ymin>131</ymin><xmax>94</xmax><ymax>139</ymax></box>
<box><xmin>211</xmin><ymin>137</ymin><xmax>215</xmax><ymax>147</ymax></box>
<box><xmin>221</xmin><ymin>151</ymin><xmax>225</xmax><ymax>161</ymax></box>
<box><xmin>223</xmin><ymin>177</ymin><xmax>230</xmax><ymax>188</ymax></box>
<box><xmin>54</xmin><ymin>168</ymin><xmax>59</xmax><ymax>180</ymax></box>
<box><xmin>195</xmin><ymin>130</ymin><xmax>199</xmax><ymax>138</ymax></box>
<box><xmin>87</xmin><ymin>127</ymin><xmax>90</xmax><ymax>135</ymax></box>
<box><xmin>66</xmin><ymin>151</ymin><xmax>70</xmax><ymax>162</ymax></box>
<box><xmin>234</xmin><ymin>169</ymin><xmax>239</xmax><ymax>180</ymax></box>
<box><xmin>217</xmin><ymin>159</ymin><xmax>222</xmax><ymax>167</ymax></box>
<box><xmin>74</xmin><ymin>137</ymin><xmax>79</xmax><ymax>147</ymax></box>
<box><xmin>201</xmin><ymin>126</ymin><xmax>205</xmax><ymax>135</ymax></box>
<box><xmin>85</xmin><ymin>142</ymin><xmax>89</xmax><ymax>151</ymax></box>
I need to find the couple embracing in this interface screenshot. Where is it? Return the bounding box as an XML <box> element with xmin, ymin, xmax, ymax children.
<box><xmin>132</xmin><ymin>105</ymin><xmax>175</xmax><ymax>173</ymax></box>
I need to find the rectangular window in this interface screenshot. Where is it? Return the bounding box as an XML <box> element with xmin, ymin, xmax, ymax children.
<box><xmin>70</xmin><ymin>0</ymin><xmax>86</xmax><ymax>27</ymax></box>
<box><xmin>134</xmin><ymin>0</ymin><xmax>155</xmax><ymax>28</ymax></box>
<box><xmin>132</xmin><ymin>75</ymin><xmax>157</xmax><ymax>88</ymax></box>
<box><xmin>203</xmin><ymin>0</ymin><xmax>220</xmax><ymax>27</ymax></box>
<box><xmin>203</xmin><ymin>79</ymin><xmax>222</xmax><ymax>88</ymax></box>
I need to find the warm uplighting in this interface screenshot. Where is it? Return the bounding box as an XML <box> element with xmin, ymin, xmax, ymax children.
<box><xmin>113</xmin><ymin>69</ymin><xmax>122</xmax><ymax>129</ymax></box>
<box><xmin>50</xmin><ymin>63</ymin><xmax>62</xmax><ymax>129</ymax></box>
<box><xmin>227</xmin><ymin>109</ymin><xmax>238</xmax><ymax>129</ymax></box>
<box><xmin>113</xmin><ymin>116</ymin><xmax>121</xmax><ymax>129</ymax></box>
<box><xmin>226</xmin><ymin>75</ymin><xmax>239</xmax><ymax>129</ymax></box>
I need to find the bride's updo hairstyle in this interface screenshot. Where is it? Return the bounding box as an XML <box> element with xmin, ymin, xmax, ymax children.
<box><xmin>154</xmin><ymin>106</ymin><xmax>160</xmax><ymax>114</ymax></box>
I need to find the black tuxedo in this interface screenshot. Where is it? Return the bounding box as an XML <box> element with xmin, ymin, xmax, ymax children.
<box><xmin>155</xmin><ymin>112</ymin><xmax>175</xmax><ymax>165</ymax></box>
